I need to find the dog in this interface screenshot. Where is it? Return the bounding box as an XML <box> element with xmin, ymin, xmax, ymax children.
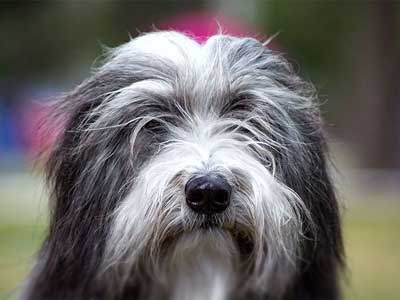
<box><xmin>23</xmin><ymin>31</ymin><xmax>343</xmax><ymax>300</ymax></box>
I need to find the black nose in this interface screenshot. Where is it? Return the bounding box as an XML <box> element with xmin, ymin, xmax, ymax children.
<box><xmin>185</xmin><ymin>174</ymin><xmax>231</xmax><ymax>215</ymax></box>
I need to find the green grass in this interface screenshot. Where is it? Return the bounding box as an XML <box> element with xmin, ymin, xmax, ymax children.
<box><xmin>0</xmin><ymin>175</ymin><xmax>399</xmax><ymax>299</ymax></box>
<box><xmin>0</xmin><ymin>225</ymin><xmax>45</xmax><ymax>300</ymax></box>
<box><xmin>343</xmin><ymin>205</ymin><xmax>400</xmax><ymax>300</ymax></box>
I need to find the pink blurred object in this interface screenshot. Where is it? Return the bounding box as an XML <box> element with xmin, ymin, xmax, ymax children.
<box><xmin>158</xmin><ymin>11</ymin><xmax>263</xmax><ymax>44</ymax></box>
<box><xmin>19</xmin><ymin>101</ymin><xmax>60</xmax><ymax>161</ymax></box>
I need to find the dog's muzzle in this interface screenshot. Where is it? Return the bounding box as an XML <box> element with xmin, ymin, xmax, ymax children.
<box><xmin>185</xmin><ymin>174</ymin><xmax>231</xmax><ymax>215</ymax></box>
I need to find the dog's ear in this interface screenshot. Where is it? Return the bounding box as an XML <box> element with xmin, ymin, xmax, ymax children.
<box><xmin>260</xmin><ymin>52</ymin><xmax>344</xmax><ymax>299</ymax></box>
<box><xmin>26</xmin><ymin>34</ymin><xmax>186</xmax><ymax>300</ymax></box>
<box><xmin>26</xmin><ymin>71</ymin><xmax>140</xmax><ymax>300</ymax></box>
<box><xmin>279</xmin><ymin>129</ymin><xmax>344</xmax><ymax>300</ymax></box>
<box><xmin>211</xmin><ymin>37</ymin><xmax>344</xmax><ymax>298</ymax></box>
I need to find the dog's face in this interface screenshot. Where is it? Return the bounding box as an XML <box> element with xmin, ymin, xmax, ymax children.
<box><xmin>40</xmin><ymin>31</ymin><xmax>340</xmax><ymax>300</ymax></box>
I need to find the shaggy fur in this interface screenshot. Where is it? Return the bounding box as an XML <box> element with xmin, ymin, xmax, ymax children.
<box><xmin>23</xmin><ymin>31</ymin><xmax>343</xmax><ymax>300</ymax></box>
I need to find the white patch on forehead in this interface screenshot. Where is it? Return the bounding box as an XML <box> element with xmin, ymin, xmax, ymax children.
<box><xmin>107</xmin><ymin>31</ymin><xmax>202</xmax><ymax>67</ymax></box>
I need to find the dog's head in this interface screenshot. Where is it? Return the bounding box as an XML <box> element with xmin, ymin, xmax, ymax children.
<box><xmin>43</xmin><ymin>31</ymin><xmax>340</xmax><ymax>299</ymax></box>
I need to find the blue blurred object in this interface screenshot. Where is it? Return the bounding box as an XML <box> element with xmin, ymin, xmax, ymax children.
<box><xmin>0</xmin><ymin>101</ymin><xmax>22</xmax><ymax>157</ymax></box>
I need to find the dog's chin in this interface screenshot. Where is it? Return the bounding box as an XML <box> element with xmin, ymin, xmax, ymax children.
<box><xmin>162</xmin><ymin>227</ymin><xmax>241</xmax><ymax>300</ymax></box>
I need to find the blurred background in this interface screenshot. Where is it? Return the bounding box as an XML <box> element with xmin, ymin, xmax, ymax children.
<box><xmin>0</xmin><ymin>1</ymin><xmax>399</xmax><ymax>299</ymax></box>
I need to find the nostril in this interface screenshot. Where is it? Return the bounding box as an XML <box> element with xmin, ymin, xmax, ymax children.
<box><xmin>185</xmin><ymin>174</ymin><xmax>231</xmax><ymax>214</ymax></box>
<box><xmin>213</xmin><ymin>189</ymin><xmax>230</xmax><ymax>205</ymax></box>
<box><xmin>186</xmin><ymin>188</ymin><xmax>205</xmax><ymax>207</ymax></box>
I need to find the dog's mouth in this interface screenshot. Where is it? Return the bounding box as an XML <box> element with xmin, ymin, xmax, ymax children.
<box><xmin>158</xmin><ymin>211</ymin><xmax>255</xmax><ymax>259</ymax></box>
<box><xmin>199</xmin><ymin>218</ymin><xmax>218</xmax><ymax>229</ymax></box>
<box><xmin>197</xmin><ymin>216</ymin><xmax>226</xmax><ymax>229</ymax></box>
<box><xmin>195</xmin><ymin>218</ymin><xmax>255</xmax><ymax>258</ymax></box>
